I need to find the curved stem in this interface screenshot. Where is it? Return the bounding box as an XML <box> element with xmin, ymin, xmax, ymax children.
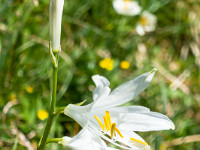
<box><xmin>38</xmin><ymin>54</ymin><xmax>58</xmax><ymax>150</ymax></box>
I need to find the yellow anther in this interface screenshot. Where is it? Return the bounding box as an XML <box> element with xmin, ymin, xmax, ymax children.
<box><xmin>94</xmin><ymin>115</ymin><xmax>105</xmax><ymax>131</ymax></box>
<box><xmin>115</xmin><ymin>127</ymin><xmax>124</xmax><ymax>138</ymax></box>
<box><xmin>103</xmin><ymin>116</ymin><xmax>109</xmax><ymax>132</ymax></box>
<box><xmin>111</xmin><ymin>123</ymin><xmax>116</xmax><ymax>139</ymax></box>
<box><xmin>105</xmin><ymin>111</ymin><xmax>111</xmax><ymax>130</ymax></box>
<box><xmin>130</xmin><ymin>138</ymin><xmax>148</xmax><ymax>146</ymax></box>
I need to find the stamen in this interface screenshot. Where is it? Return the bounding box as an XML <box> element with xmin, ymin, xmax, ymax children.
<box><xmin>103</xmin><ymin>116</ymin><xmax>109</xmax><ymax>132</ymax></box>
<box><xmin>115</xmin><ymin>127</ymin><xmax>124</xmax><ymax>138</ymax></box>
<box><xmin>105</xmin><ymin>111</ymin><xmax>111</xmax><ymax>130</ymax></box>
<box><xmin>94</xmin><ymin>115</ymin><xmax>105</xmax><ymax>131</ymax></box>
<box><xmin>111</xmin><ymin>123</ymin><xmax>116</xmax><ymax>139</ymax></box>
<box><xmin>130</xmin><ymin>138</ymin><xmax>148</xmax><ymax>146</ymax></box>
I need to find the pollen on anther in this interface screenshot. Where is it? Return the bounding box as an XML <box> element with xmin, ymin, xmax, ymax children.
<box><xmin>111</xmin><ymin>123</ymin><xmax>116</xmax><ymax>139</ymax></box>
<box><xmin>103</xmin><ymin>116</ymin><xmax>109</xmax><ymax>132</ymax></box>
<box><xmin>94</xmin><ymin>115</ymin><xmax>105</xmax><ymax>131</ymax></box>
<box><xmin>105</xmin><ymin>111</ymin><xmax>112</xmax><ymax>129</ymax></box>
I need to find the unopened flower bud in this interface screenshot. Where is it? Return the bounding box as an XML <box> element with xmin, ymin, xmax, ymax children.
<box><xmin>49</xmin><ymin>0</ymin><xmax>64</xmax><ymax>52</ymax></box>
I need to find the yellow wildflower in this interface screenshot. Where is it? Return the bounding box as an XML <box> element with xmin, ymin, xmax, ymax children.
<box><xmin>26</xmin><ymin>86</ymin><xmax>33</xmax><ymax>93</ymax></box>
<box><xmin>120</xmin><ymin>60</ymin><xmax>130</xmax><ymax>69</ymax></box>
<box><xmin>10</xmin><ymin>93</ymin><xmax>16</xmax><ymax>102</ymax></box>
<box><xmin>99</xmin><ymin>58</ymin><xmax>113</xmax><ymax>71</ymax></box>
<box><xmin>37</xmin><ymin>110</ymin><xmax>49</xmax><ymax>120</ymax></box>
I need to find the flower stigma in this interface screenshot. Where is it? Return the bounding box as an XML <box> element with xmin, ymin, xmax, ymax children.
<box><xmin>94</xmin><ymin>111</ymin><xmax>148</xmax><ymax>146</ymax></box>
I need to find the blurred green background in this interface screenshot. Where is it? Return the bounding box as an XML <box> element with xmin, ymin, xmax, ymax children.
<box><xmin>0</xmin><ymin>0</ymin><xmax>200</xmax><ymax>149</ymax></box>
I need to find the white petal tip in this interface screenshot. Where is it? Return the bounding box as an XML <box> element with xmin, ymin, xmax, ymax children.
<box><xmin>92</xmin><ymin>75</ymin><xmax>110</xmax><ymax>86</ymax></box>
<box><xmin>151</xmin><ymin>68</ymin><xmax>157</xmax><ymax>73</ymax></box>
<box><xmin>145</xmin><ymin>68</ymin><xmax>157</xmax><ymax>82</ymax></box>
<box><xmin>170</xmin><ymin>124</ymin><xmax>175</xmax><ymax>130</ymax></box>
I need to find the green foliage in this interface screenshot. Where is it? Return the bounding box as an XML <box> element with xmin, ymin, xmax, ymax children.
<box><xmin>1</xmin><ymin>0</ymin><xmax>200</xmax><ymax>149</ymax></box>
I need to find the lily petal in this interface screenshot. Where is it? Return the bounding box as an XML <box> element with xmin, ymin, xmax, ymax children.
<box><xmin>64</xmin><ymin>104</ymin><xmax>92</xmax><ymax>127</ymax></box>
<box><xmin>107</xmin><ymin>148</ymin><xmax>118</xmax><ymax>150</ymax></box>
<box><xmin>115</xmin><ymin>111</ymin><xmax>175</xmax><ymax>131</ymax></box>
<box><xmin>92</xmin><ymin>75</ymin><xmax>111</xmax><ymax>101</ymax></box>
<box><xmin>92</xmin><ymin>68</ymin><xmax>157</xmax><ymax>110</ymax></box>
<box><xmin>109</xmin><ymin>106</ymin><xmax>150</xmax><ymax>113</ymax></box>
<box><xmin>91</xmin><ymin>106</ymin><xmax>150</xmax><ymax>124</ymax></box>
<box><xmin>61</xmin><ymin>128</ymin><xmax>108</xmax><ymax>150</ymax></box>
<box><xmin>100</xmin><ymin>130</ymin><xmax>148</xmax><ymax>150</ymax></box>
<box><xmin>117</xmin><ymin>130</ymin><xmax>150</xmax><ymax>150</ymax></box>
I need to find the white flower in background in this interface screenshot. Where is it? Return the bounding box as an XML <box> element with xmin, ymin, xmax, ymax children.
<box><xmin>113</xmin><ymin>0</ymin><xmax>141</xmax><ymax>16</ymax></box>
<box><xmin>136</xmin><ymin>11</ymin><xmax>157</xmax><ymax>36</ymax></box>
<box><xmin>62</xmin><ymin>68</ymin><xmax>175</xmax><ymax>149</ymax></box>
<box><xmin>49</xmin><ymin>0</ymin><xmax>64</xmax><ymax>52</ymax></box>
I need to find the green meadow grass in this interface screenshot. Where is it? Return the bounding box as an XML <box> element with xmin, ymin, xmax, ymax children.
<box><xmin>0</xmin><ymin>0</ymin><xmax>200</xmax><ymax>149</ymax></box>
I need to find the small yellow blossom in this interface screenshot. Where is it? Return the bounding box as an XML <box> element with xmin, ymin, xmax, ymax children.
<box><xmin>26</xmin><ymin>86</ymin><xmax>33</xmax><ymax>93</ymax></box>
<box><xmin>120</xmin><ymin>60</ymin><xmax>130</xmax><ymax>69</ymax></box>
<box><xmin>37</xmin><ymin>110</ymin><xmax>49</xmax><ymax>120</ymax></box>
<box><xmin>10</xmin><ymin>93</ymin><xmax>16</xmax><ymax>102</ymax></box>
<box><xmin>99</xmin><ymin>58</ymin><xmax>113</xmax><ymax>71</ymax></box>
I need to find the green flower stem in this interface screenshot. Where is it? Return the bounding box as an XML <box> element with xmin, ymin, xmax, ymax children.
<box><xmin>54</xmin><ymin>107</ymin><xmax>65</xmax><ymax>115</ymax></box>
<box><xmin>38</xmin><ymin>53</ymin><xmax>59</xmax><ymax>150</ymax></box>
<box><xmin>46</xmin><ymin>138</ymin><xmax>62</xmax><ymax>145</ymax></box>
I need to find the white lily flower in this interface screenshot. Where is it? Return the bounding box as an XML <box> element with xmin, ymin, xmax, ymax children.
<box><xmin>136</xmin><ymin>11</ymin><xmax>157</xmax><ymax>36</ymax></box>
<box><xmin>49</xmin><ymin>0</ymin><xmax>64</xmax><ymax>52</ymax></box>
<box><xmin>63</xmin><ymin>68</ymin><xmax>175</xmax><ymax>149</ymax></box>
<box><xmin>113</xmin><ymin>0</ymin><xmax>141</xmax><ymax>16</ymax></box>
